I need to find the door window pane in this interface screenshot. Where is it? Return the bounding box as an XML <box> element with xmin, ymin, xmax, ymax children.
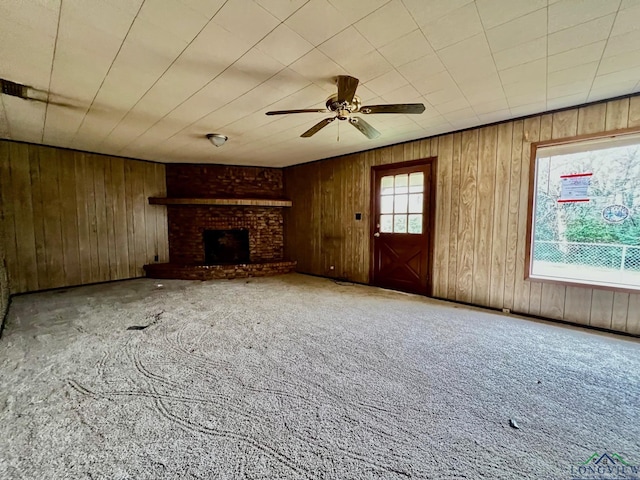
<box><xmin>380</xmin><ymin>215</ymin><xmax>393</xmax><ymax>233</ymax></box>
<box><xmin>409</xmin><ymin>193</ymin><xmax>423</xmax><ymax>213</ymax></box>
<box><xmin>381</xmin><ymin>176</ymin><xmax>394</xmax><ymax>195</ymax></box>
<box><xmin>394</xmin><ymin>194</ymin><xmax>408</xmax><ymax>213</ymax></box>
<box><xmin>394</xmin><ymin>174</ymin><xmax>408</xmax><ymax>194</ymax></box>
<box><xmin>409</xmin><ymin>172</ymin><xmax>424</xmax><ymax>193</ymax></box>
<box><xmin>381</xmin><ymin>195</ymin><xmax>393</xmax><ymax>214</ymax></box>
<box><xmin>394</xmin><ymin>215</ymin><xmax>407</xmax><ymax>233</ymax></box>
<box><xmin>408</xmin><ymin>214</ymin><xmax>422</xmax><ymax>234</ymax></box>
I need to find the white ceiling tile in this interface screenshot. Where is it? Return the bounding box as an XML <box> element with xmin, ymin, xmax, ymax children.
<box><xmin>412</xmin><ymin>70</ymin><xmax>455</xmax><ymax>95</ymax></box>
<box><xmin>548</xmin><ymin>0</ymin><xmax>620</xmax><ymax>33</ymax></box>
<box><xmin>478</xmin><ymin>109</ymin><xmax>512</xmax><ymax>123</ymax></box>
<box><xmin>355</xmin><ymin>0</ymin><xmax>417</xmax><ymax>48</ymax></box>
<box><xmin>506</xmin><ymin>90</ymin><xmax>546</xmax><ymax>107</ymax></box>
<box><xmin>444</xmin><ymin>108</ymin><xmax>480</xmax><ymax>126</ymax></box>
<box><xmin>285</xmin><ymin>0</ymin><xmax>349</xmax><ymax>46</ymax></box>
<box><xmin>547</xmin><ymin>80</ymin><xmax>591</xmax><ymax>98</ymax></box>
<box><xmin>611</xmin><ymin>3</ymin><xmax>640</xmax><ymax>36</ymax></box>
<box><xmin>378</xmin><ymin>30</ymin><xmax>434</xmax><ymax>67</ymax></box>
<box><xmin>621</xmin><ymin>0</ymin><xmax>640</xmax><ymax>8</ymax></box>
<box><xmin>605</xmin><ymin>29</ymin><xmax>640</xmax><ymax>58</ymax></box>
<box><xmin>381</xmin><ymin>83</ymin><xmax>422</xmax><ymax>103</ymax></box>
<box><xmin>473</xmin><ymin>98</ymin><xmax>509</xmax><ymax>114</ymax></box>
<box><xmin>402</xmin><ymin>0</ymin><xmax>474</xmax><ymax>28</ymax></box>
<box><xmin>397</xmin><ymin>54</ymin><xmax>446</xmax><ymax>85</ymax></box>
<box><xmin>592</xmin><ymin>66</ymin><xmax>640</xmax><ymax>89</ymax></box>
<box><xmin>486</xmin><ymin>8</ymin><xmax>547</xmax><ymax>52</ymax></box>
<box><xmin>599</xmin><ymin>50</ymin><xmax>640</xmax><ymax>75</ymax></box>
<box><xmin>327</xmin><ymin>0</ymin><xmax>390</xmax><ymax>24</ymax></box>
<box><xmin>289</xmin><ymin>49</ymin><xmax>344</xmax><ymax>85</ymax></box>
<box><xmin>365</xmin><ymin>70</ymin><xmax>408</xmax><ymax>96</ymax></box>
<box><xmin>176</xmin><ymin>0</ymin><xmax>226</xmax><ymax>18</ymax></box>
<box><xmin>256</xmin><ymin>24</ymin><xmax>314</xmax><ymax>66</ymax></box>
<box><xmin>548</xmin><ymin>14</ymin><xmax>615</xmax><ymax>55</ymax></box>
<box><xmin>424</xmin><ymin>86</ymin><xmax>464</xmax><ymax>106</ymax></box>
<box><xmin>254</xmin><ymin>0</ymin><xmax>308</xmax><ymax>21</ymax></box>
<box><xmin>436</xmin><ymin>97</ymin><xmax>471</xmax><ymax>115</ymax></box>
<box><xmin>421</xmin><ymin>2</ymin><xmax>483</xmax><ymax>50</ymax></box>
<box><xmin>318</xmin><ymin>27</ymin><xmax>375</xmax><ymax>68</ymax></box>
<box><xmin>213</xmin><ymin>0</ymin><xmax>279</xmax><ymax>45</ymax></box>
<box><xmin>509</xmin><ymin>101</ymin><xmax>547</xmax><ymax>117</ymax></box>
<box><xmin>0</xmin><ymin>17</ymin><xmax>56</xmax><ymax>89</ymax></box>
<box><xmin>547</xmin><ymin>41</ymin><xmax>606</xmax><ymax>73</ymax></box>
<box><xmin>499</xmin><ymin>58</ymin><xmax>546</xmax><ymax>85</ymax></box>
<box><xmin>262</xmin><ymin>68</ymin><xmax>313</xmax><ymax>97</ymax></box>
<box><xmin>437</xmin><ymin>34</ymin><xmax>491</xmax><ymax>69</ymax></box>
<box><xmin>138</xmin><ymin>0</ymin><xmax>209</xmax><ymax>42</ymax></box>
<box><xmin>447</xmin><ymin>56</ymin><xmax>499</xmax><ymax>84</ymax></box>
<box><xmin>0</xmin><ymin>0</ymin><xmax>60</xmax><ymax>38</ymax></box>
<box><xmin>476</xmin><ymin>0</ymin><xmax>546</xmax><ymax>29</ymax></box>
<box><xmin>547</xmin><ymin>62</ymin><xmax>599</xmax><ymax>87</ymax></box>
<box><xmin>464</xmin><ymin>86</ymin><xmax>506</xmax><ymax>104</ymax></box>
<box><xmin>343</xmin><ymin>50</ymin><xmax>394</xmax><ymax>83</ymax></box>
<box><xmin>493</xmin><ymin>37</ymin><xmax>547</xmax><ymax>71</ymax></box>
<box><xmin>546</xmin><ymin>93</ymin><xmax>587</xmax><ymax>109</ymax></box>
<box><xmin>2</xmin><ymin>95</ymin><xmax>46</xmax><ymax>143</ymax></box>
<box><xmin>503</xmin><ymin>80</ymin><xmax>546</xmax><ymax>99</ymax></box>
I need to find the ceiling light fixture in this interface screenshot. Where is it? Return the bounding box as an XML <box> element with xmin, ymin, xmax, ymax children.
<box><xmin>206</xmin><ymin>133</ymin><xmax>228</xmax><ymax>147</ymax></box>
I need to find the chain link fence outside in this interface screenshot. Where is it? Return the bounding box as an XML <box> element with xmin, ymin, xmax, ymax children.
<box><xmin>533</xmin><ymin>240</ymin><xmax>640</xmax><ymax>272</ymax></box>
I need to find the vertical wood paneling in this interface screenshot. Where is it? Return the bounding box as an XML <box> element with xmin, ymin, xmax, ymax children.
<box><xmin>0</xmin><ymin>142</ymin><xmax>18</xmax><ymax>293</ymax></box>
<box><xmin>502</xmin><ymin>121</ymin><xmax>523</xmax><ymax>310</ymax></box>
<box><xmin>456</xmin><ymin>130</ymin><xmax>479</xmax><ymax>303</ymax></box>
<box><xmin>0</xmin><ymin>141</ymin><xmax>168</xmax><ymax>293</ymax></box>
<box><xmin>488</xmin><ymin>123</ymin><xmax>512</xmax><ymax>309</ymax></box>
<box><xmin>472</xmin><ymin>126</ymin><xmax>497</xmax><ymax>306</ymax></box>
<box><xmin>433</xmin><ymin>134</ymin><xmax>453</xmax><ymax>298</ymax></box>
<box><xmin>447</xmin><ymin>133</ymin><xmax>462</xmax><ymax>299</ymax></box>
<box><xmin>284</xmin><ymin>96</ymin><xmax>640</xmax><ymax>335</ymax></box>
<box><xmin>9</xmin><ymin>143</ymin><xmax>38</xmax><ymax>292</ymax></box>
<box><xmin>513</xmin><ymin>117</ymin><xmax>539</xmax><ymax>314</ymax></box>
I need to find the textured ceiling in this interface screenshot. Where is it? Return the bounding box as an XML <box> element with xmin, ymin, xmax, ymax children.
<box><xmin>1</xmin><ymin>0</ymin><xmax>639</xmax><ymax>167</ymax></box>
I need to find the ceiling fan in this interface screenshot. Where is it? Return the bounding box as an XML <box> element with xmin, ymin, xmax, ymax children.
<box><xmin>265</xmin><ymin>75</ymin><xmax>425</xmax><ymax>139</ymax></box>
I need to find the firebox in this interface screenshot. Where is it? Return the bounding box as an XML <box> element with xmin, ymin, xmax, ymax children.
<box><xmin>203</xmin><ymin>229</ymin><xmax>250</xmax><ymax>265</ymax></box>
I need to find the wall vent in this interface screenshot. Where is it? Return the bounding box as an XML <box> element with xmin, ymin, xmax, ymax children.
<box><xmin>0</xmin><ymin>79</ymin><xmax>28</xmax><ymax>98</ymax></box>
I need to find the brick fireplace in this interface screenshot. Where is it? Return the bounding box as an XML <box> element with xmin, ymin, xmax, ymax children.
<box><xmin>144</xmin><ymin>164</ymin><xmax>296</xmax><ymax>280</ymax></box>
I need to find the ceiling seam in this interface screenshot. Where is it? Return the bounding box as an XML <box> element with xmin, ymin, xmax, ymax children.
<box><xmin>68</xmin><ymin>0</ymin><xmax>147</xmax><ymax>146</ymax></box>
<box><xmin>113</xmin><ymin>0</ymin><xmax>315</xmax><ymax>156</ymax></box>
<box><xmin>585</xmin><ymin>0</ymin><xmax>623</xmax><ymax>102</ymax></box>
<box><xmin>96</xmin><ymin>0</ymin><xmax>233</xmax><ymax>148</ymax></box>
<box><xmin>41</xmin><ymin>0</ymin><xmax>63</xmax><ymax>143</ymax></box>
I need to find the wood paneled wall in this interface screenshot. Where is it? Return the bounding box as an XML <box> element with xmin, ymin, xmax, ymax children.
<box><xmin>0</xmin><ymin>141</ymin><xmax>169</xmax><ymax>294</ymax></box>
<box><xmin>284</xmin><ymin>96</ymin><xmax>640</xmax><ymax>335</ymax></box>
<box><xmin>0</xmin><ymin>223</ymin><xmax>9</xmax><ymax>326</ymax></box>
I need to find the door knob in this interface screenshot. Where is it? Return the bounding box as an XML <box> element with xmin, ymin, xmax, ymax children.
<box><xmin>373</xmin><ymin>232</ymin><xmax>380</xmax><ymax>237</ymax></box>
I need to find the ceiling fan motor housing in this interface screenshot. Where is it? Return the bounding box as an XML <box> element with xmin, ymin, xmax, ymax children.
<box><xmin>326</xmin><ymin>93</ymin><xmax>361</xmax><ymax>120</ymax></box>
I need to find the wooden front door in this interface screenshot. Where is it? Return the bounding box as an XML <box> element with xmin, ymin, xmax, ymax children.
<box><xmin>371</xmin><ymin>159</ymin><xmax>436</xmax><ymax>295</ymax></box>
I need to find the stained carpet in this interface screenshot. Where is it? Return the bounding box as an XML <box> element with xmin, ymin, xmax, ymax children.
<box><xmin>0</xmin><ymin>274</ymin><xmax>638</xmax><ymax>479</ymax></box>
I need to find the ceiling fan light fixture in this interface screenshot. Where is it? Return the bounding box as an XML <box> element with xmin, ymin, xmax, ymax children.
<box><xmin>206</xmin><ymin>133</ymin><xmax>228</xmax><ymax>147</ymax></box>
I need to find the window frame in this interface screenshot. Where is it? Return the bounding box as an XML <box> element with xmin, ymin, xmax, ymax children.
<box><xmin>525</xmin><ymin>126</ymin><xmax>640</xmax><ymax>293</ymax></box>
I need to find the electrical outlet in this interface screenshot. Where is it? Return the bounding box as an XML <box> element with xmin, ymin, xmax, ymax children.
<box><xmin>502</xmin><ymin>308</ymin><xmax>510</xmax><ymax>314</ymax></box>
<box><xmin>329</xmin><ymin>265</ymin><xmax>335</xmax><ymax>270</ymax></box>
<box><xmin>154</xmin><ymin>255</ymin><xmax>159</xmax><ymax>262</ymax></box>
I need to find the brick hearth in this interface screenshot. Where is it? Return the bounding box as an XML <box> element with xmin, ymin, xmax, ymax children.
<box><xmin>144</xmin><ymin>164</ymin><xmax>293</xmax><ymax>280</ymax></box>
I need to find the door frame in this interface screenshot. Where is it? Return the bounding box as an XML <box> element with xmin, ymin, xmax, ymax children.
<box><xmin>368</xmin><ymin>157</ymin><xmax>437</xmax><ymax>296</ymax></box>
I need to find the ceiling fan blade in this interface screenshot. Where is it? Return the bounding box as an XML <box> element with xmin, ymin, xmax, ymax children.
<box><xmin>265</xmin><ymin>109</ymin><xmax>327</xmax><ymax>116</ymax></box>
<box><xmin>348</xmin><ymin>117</ymin><xmax>381</xmax><ymax>139</ymax></box>
<box><xmin>301</xmin><ymin>117</ymin><xmax>335</xmax><ymax>137</ymax></box>
<box><xmin>360</xmin><ymin>103</ymin><xmax>426</xmax><ymax>114</ymax></box>
<box><xmin>336</xmin><ymin>75</ymin><xmax>359</xmax><ymax>104</ymax></box>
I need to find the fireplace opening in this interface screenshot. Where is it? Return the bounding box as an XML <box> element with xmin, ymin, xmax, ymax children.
<box><xmin>203</xmin><ymin>229</ymin><xmax>250</xmax><ymax>265</ymax></box>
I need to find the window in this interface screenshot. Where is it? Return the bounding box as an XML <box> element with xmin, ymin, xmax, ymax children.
<box><xmin>379</xmin><ymin>172</ymin><xmax>423</xmax><ymax>233</ymax></box>
<box><xmin>528</xmin><ymin>130</ymin><xmax>640</xmax><ymax>291</ymax></box>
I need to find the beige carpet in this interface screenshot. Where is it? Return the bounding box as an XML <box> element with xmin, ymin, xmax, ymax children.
<box><xmin>0</xmin><ymin>273</ymin><xmax>638</xmax><ymax>479</ymax></box>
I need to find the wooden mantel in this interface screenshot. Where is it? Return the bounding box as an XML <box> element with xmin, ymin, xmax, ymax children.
<box><xmin>148</xmin><ymin>197</ymin><xmax>292</xmax><ymax>207</ymax></box>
